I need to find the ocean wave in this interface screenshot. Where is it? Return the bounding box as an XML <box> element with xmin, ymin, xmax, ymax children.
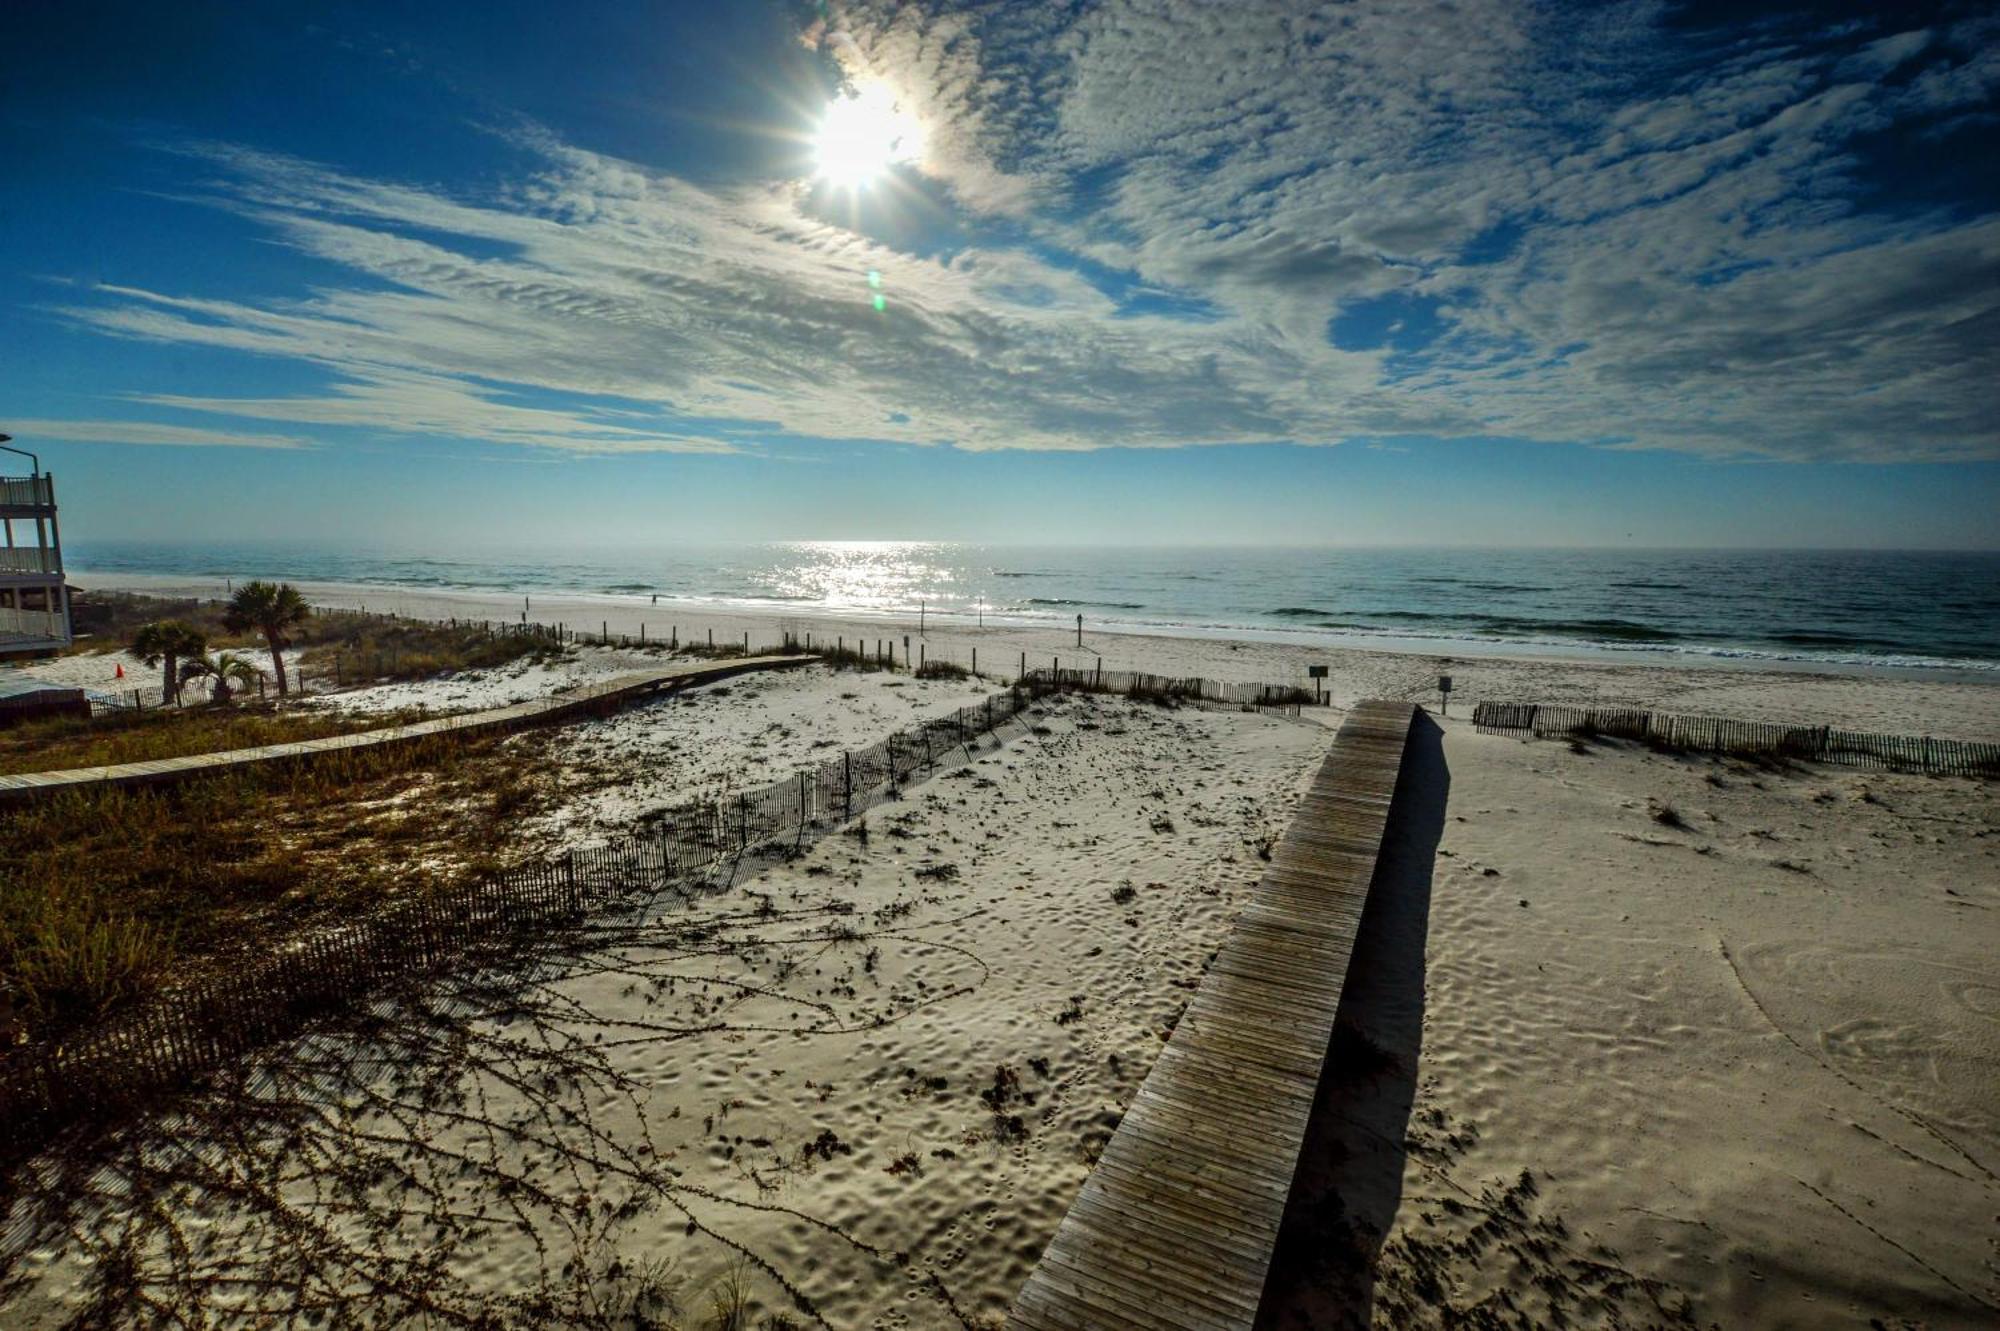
<box><xmin>1025</xmin><ymin>597</ymin><xmax>1145</xmax><ymax>610</ymax></box>
<box><xmin>1405</xmin><ymin>578</ymin><xmax>1549</xmax><ymax>593</ymax></box>
<box><xmin>1270</xmin><ymin>606</ymin><xmax>1340</xmax><ymax>618</ymax></box>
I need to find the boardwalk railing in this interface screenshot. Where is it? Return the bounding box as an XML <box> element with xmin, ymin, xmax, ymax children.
<box><xmin>0</xmin><ymin>685</ymin><xmax>1039</xmax><ymax>1153</ymax></box>
<box><xmin>1007</xmin><ymin>700</ymin><xmax>1418</xmax><ymax>1331</ymax></box>
<box><xmin>1473</xmin><ymin>701</ymin><xmax>2000</xmax><ymax>777</ymax></box>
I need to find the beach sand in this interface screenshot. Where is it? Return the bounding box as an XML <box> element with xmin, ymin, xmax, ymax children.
<box><xmin>57</xmin><ymin>570</ymin><xmax>2000</xmax><ymax>741</ymax></box>
<box><xmin>1261</xmin><ymin>715</ymin><xmax>1999</xmax><ymax>1329</ymax></box>
<box><xmin>4</xmin><ymin>576</ymin><xmax>1995</xmax><ymax>1327</ymax></box>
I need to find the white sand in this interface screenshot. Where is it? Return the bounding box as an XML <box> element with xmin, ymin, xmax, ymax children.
<box><xmin>6</xmin><ymin>574</ymin><xmax>1995</xmax><ymax>1327</ymax></box>
<box><xmin>3</xmin><ymin>691</ymin><xmax>1332</xmax><ymax>1328</ymax></box>
<box><xmin>64</xmin><ymin>571</ymin><xmax>2000</xmax><ymax>741</ymax></box>
<box><xmin>524</xmin><ymin>662</ymin><xmax>1003</xmax><ymax>843</ymax></box>
<box><xmin>1261</xmin><ymin>714</ymin><xmax>1999</xmax><ymax>1329</ymax></box>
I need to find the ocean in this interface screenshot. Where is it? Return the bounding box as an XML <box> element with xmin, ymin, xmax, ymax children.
<box><xmin>64</xmin><ymin>542</ymin><xmax>2000</xmax><ymax>675</ymax></box>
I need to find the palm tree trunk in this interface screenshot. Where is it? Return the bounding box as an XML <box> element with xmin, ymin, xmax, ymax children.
<box><xmin>163</xmin><ymin>651</ymin><xmax>179</xmax><ymax>705</ymax></box>
<box><xmin>266</xmin><ymin>632</ymin><xmax>289</xmax><ymax>696</ymax></box>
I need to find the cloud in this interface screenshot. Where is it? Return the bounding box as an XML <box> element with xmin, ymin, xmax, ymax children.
<box><xmin>6</xmin><ymin>419</ymin><xmax>315</xmax><ymax>450</ymax></box>
<box><xmin>41</xmin><ymin>1</ymin><xmax>2000</xmax><ymax>462</ymax></box>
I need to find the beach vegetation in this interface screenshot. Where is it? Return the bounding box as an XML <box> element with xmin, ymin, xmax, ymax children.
<box><xmin>128</xmin><ymin>619</ymin><xmax>208</xmax><ymax>706</ymax></box>
<box><xmin>0</xmin><ymin>705</ymin><xmax>402</xmax><ymax>776</ymax></box>
<box><xmin>0</xmin><ymin>727</ymin><xmax>556</xmax><ymax>1051</ymax></box>
<box><xmin>72</xmin><ymin>588</ymin><xmax>567</xmax><ymax>688</ymax></box>
<box><xmin>178</xmin><ymin>649</ymin><xmax>263</xmax><ymax>704</ymax></box>
<box><xmin>224</xmin><ymin>580</ymin><xmax>311</xmax><ymax>695</ymax></box>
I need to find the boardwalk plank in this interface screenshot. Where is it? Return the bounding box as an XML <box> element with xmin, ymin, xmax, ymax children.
<box><xmin>1004</xmin><ymin>699</ymin><xmax>1416</xmax><ymax>1331</ymax></box>
<box><xmin>0</xmin><ymin>656</ymin><xmax>812</xmax><ymax>803</ymax></box>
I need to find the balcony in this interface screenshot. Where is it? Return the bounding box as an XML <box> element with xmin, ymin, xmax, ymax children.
<box><xmin>1</xmin><ymin>475</ymin><xmax>56</xmax><ymax>512</ymax></box>
<box><xmin>0</xmin><ymin>546</ymin><xmax>60</xmax><ymax>576</ymax></box>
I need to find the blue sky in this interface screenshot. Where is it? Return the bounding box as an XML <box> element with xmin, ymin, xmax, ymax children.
<box><xmin>3</xmin><ymin>0</ymin><xmax>1997</xmax><ymax>548</ymax></box>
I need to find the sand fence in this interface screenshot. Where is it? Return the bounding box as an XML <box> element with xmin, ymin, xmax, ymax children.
<box><xmin>2</xmin><ymin>670</ymin><xmax>1321</xmax><ymax>1162</ymax></box>
<box><xmin>1473</xmin><ymin>701</ymin><xmax>2000</xmax><ymax>777</ymax></box>
<box><xmin>0</xmin><ymin>684</ymin><xmax>1038</xmax><ymax>1156</ymax></box>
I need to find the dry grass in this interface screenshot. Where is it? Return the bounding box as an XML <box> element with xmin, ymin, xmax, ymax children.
<box><xmin>0</xmin><ymin>728</ymin><xmax>559</xmax><ymax>1051</ymax></box>
<box><xmin>0</xmin><ymin>705</ymin><xmax>402</xmax><ymax>776</ymax></box>
<box><xmin>301</xmin><ymin>615</ymin><xmax>565</xmax><ymax>682</ymax></box>
<box><xmin>68</xmin><ymin>586</ymin><xmax>566</xmax><ymax>683</ymax></box>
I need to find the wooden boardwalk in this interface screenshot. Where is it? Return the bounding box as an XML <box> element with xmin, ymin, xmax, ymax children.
<box><xmin>0</xmin><ymin>654</ymin><xmax>812</xmax><ymax>803</ymax></box>
<box><xmin>1007</xmin><ymin>698</ymin><xmax>1418</xmax><ymax>1331</ymax></box>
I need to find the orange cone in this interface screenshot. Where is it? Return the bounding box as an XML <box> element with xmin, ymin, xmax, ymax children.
<box><xmin>115</xmin><ymin>662</ymin><xmax>126</xmax><ymax>679</ymax></box>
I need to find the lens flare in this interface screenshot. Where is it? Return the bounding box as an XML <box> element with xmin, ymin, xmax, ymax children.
<box><xmin>812</xmin><ymin>85</ymin><xmax>920</xmax><ymax>188</ymax></box>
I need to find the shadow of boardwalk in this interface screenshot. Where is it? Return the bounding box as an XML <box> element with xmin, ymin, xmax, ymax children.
<box><xmin>1256</xmin><ymin>710</ymin><xmax>1448</xmax><ymax>1331</ymax></box>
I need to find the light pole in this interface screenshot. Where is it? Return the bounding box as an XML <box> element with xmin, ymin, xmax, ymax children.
<box><xmin>0</xmin><ymin>432</ymin><xmax>39</xmax><ymax>474</ymax></box>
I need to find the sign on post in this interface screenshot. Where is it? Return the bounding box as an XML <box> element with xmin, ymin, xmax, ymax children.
<box><xmin>1307</xmin><ymin>663</ymin><xmax>1328</xmax><ymax>704</ymax></box>
<box><xmin>1438</xmin><ymin>674</ymin><xmax>1453</xmax><ymax>714</ymax></box>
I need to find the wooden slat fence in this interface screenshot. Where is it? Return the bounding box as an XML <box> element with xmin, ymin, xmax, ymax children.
<box><xmin>1021</xmin><ymin>666</ymin><xmax>1322</xmax><ymax>712</ymax></box>
<box><xmin>1473</xmin><ymin>701</ymin><xmax>2000</xmax><ymax>778</ymax></box>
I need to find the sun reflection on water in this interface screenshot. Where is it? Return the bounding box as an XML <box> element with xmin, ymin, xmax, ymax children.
<box><xmin>750</xmin><ymin>540</ymin><xmax>962</xmax><ymax>614</ymax></box>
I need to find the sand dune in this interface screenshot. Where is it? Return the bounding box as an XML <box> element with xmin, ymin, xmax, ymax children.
<box><xmin>6</xmin><ymin>585</ymin><xmax>1995</xmax><ymax>1327</ymax></box>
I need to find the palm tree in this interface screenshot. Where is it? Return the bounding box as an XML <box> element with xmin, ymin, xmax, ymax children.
<box><xmin>224</xmin><ymin>581</ymin><xmax>311</xmax><ymax>697</ymax></box>
<box><xmin>130</xmin><ymin>620</ymin><xmax>208</xmax><ymax>705</ymax></box>
<box><xmin>180</xmin><ymin>651</ymin><xmax>263</xmax><ymax>705</ymax></box>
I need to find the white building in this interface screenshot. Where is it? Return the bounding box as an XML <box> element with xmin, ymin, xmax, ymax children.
<box><xmin>0</xmin><ymin>456</ymin><xmax>71</xmax><ymax>658</ymax></box>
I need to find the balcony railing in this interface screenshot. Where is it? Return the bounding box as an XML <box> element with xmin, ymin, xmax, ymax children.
<box><xmin>1</xmin><ymin>475</ymin><xmax>56</xmax><ymax>509</ymax></box>
<box><xmin>0</xmin><ymin>546</ymin><xmax>60</xmax><ymax>575</ymax></box>
<box><xmin>0</xmin><ymin>603</ymin><xmax>68</xmax><ymax>642</ymax></box>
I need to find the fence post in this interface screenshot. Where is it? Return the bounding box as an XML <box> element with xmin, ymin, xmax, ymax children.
<box><xmin>798</xmin><ymin>771</ymin><xmax>808</xmax><ymax>847</ymax></box>
<box><xmin>1020</xmin><ymin>651</ymin><xmax>1026</xmax><ymax>681</ymax></box>
<box><xmin>844</xmin><ymin>751</ymin><xmax>852</xmax><ymax>818</ymax></box>
<box><xmin>972</xmin><ymin>647</ymin><xmax>977</xmax><ymax>676</ymax></box>
<box><xmin>739</xmin><ymin>792</ymin><xmax>748</xmax><ymax>851</ymax></box>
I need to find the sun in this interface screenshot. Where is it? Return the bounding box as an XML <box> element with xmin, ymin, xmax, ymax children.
<box><xmin>812</xmin><ymin>85</ymin><xmax>921</xmax><ymax>188</ymax></box>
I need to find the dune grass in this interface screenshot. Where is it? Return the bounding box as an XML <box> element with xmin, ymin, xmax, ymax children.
<box><xmin>0</xmin><ymin>728</ymin><xmax>558</xmax><ymax>1051</ymax></box>
<box><xmin>0</xmin><ymin>705</ymin><xmax>406</xmax><ymax>776</ymax></box>
<box><xmin>68</xmin><ymin>586</ymin><xmax>567</xmax><ymax>684</ymax></box>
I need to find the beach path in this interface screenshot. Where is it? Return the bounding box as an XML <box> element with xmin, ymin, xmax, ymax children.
<box><xmin>0</xmin><ymin>654</ymin><xmax>814</xmax><ymax>803</ymax></box>
<box><xmin>1006</xmin><ymin>698</ymin><xmax>1417</xmax><ymax>1331</ymax></box>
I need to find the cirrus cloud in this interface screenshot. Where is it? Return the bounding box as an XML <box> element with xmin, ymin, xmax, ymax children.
<box><xmin>46</xmin><ymin>1</ymin><xmax>2000</xmax><ymax>463</ymax></box>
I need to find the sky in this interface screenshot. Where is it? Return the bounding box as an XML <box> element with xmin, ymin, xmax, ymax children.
<box><xmin>3</xmin><ymin>0</ymin><xmax>1997</xmax><ymax>550</ymax></box>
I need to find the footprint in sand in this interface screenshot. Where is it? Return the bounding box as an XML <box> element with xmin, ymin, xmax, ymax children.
<box><xmin>1945</xmin><ymin>981</ymin><xmax>2000</xmax><ymax>1024</ymax></box>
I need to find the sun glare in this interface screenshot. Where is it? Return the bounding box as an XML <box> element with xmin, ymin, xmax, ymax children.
<box><xmin>812</xmin><ymin>85</ymin><xmax>920</xmax><ymax>188</ymax></box>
